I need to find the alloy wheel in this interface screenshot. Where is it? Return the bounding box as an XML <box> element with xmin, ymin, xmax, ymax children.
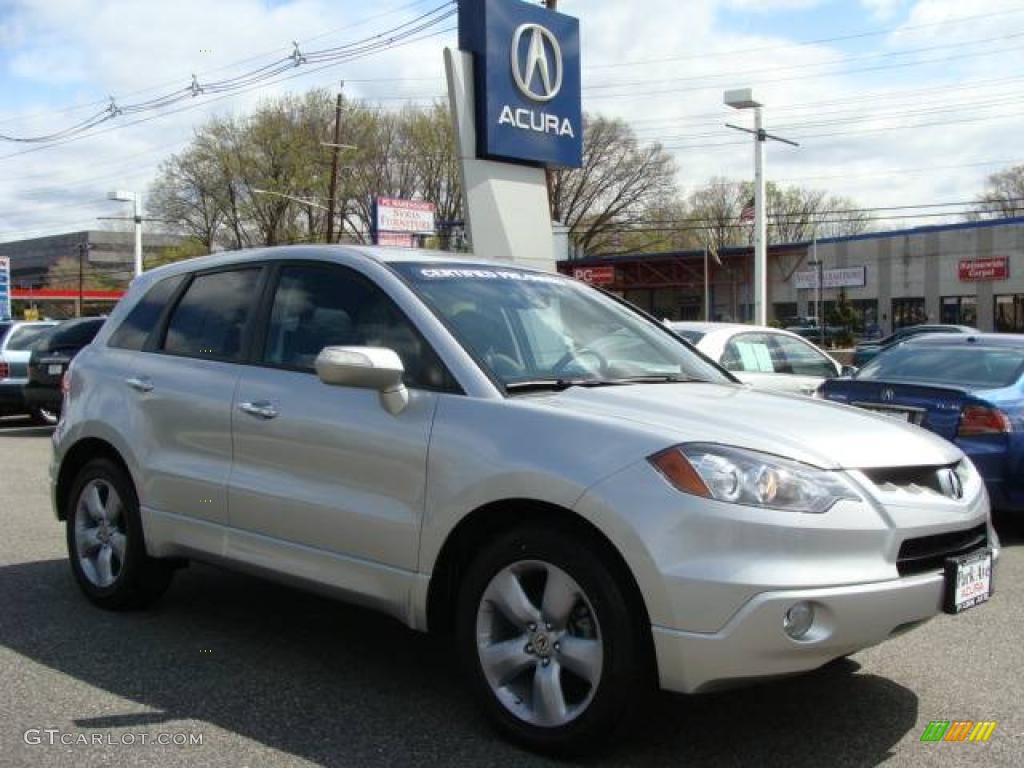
<box><xmin>475</xmin><ymin>560</ymin><xmax>603</xmax><ymax>728</ymax></box>
<box><xmin>73</xmin><ymin>479</ymin><xmax>128</xmax><ymax>588</ymax></box>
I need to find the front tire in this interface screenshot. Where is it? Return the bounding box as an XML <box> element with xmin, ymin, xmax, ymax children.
<box><xmin>66</xmin><ymin>458</ymin><xmax>173</xmax><ymax>610</ymax></box>
<box><xmin>456</xmin><ymin>524</ymin><xmax>649</xmax><ymax>755</ymax></box>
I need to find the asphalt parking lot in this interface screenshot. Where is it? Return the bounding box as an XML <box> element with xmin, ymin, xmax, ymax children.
<box><xmin>0</xmin><ymin>416</ymin><xmax>1021</xmax><ymax>767</ymax></box>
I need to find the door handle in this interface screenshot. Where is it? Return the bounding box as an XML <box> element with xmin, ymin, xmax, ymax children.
<box><xmin>125</xmin><ymin>376</ymin><xmax>154</xmax><ymax>393</ymax></box>
<box><xmin>238</xmin><ymin>401</ymin><xmax>279</xmax><ymax>420</ymax></box>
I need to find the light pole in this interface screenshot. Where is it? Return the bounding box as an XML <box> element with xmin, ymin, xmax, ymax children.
<box><xmin>724</xmin><ymin>88</ymin><xmax>798</xmax><ymax>326</ymax></box>
<box><xmin>108</xmin><ymin>190</ymin><xmax>142</xmax><ymax>277</ymax></box>
<box><xmin>808</xmin><ymin>255</ymin><xmax>824</xmax><ymax>348</ymax></box>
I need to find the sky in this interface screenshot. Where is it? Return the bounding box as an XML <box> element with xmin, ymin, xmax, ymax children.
<box><xmin>1</xmin><ymin>0</ymin><xmax>1022</xmax><ymax>244</ymax></box>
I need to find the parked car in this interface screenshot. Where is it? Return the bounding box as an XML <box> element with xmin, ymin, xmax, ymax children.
<box><xmin>23</xmin><ymin>317</ymin><xmax>106</xmax><ymax>422</ymax></box>
<box><xmin>53</xmin><ymin>247</ymin><xmax>996</xmax><ymax>754</ymax></box>
<box><xmin>819</xmin><ymin>333</ymin><xmax>1024</xmax><ymax>513</ymax></box>
<box><xmin>851</xmin><ymin>324</ymin><xmax>976</xmax><ymax>367</ymax></box>
<box><xmin>670</xmin><ymin>322</ymin><xmax>849</xmax><ymax>396</ymax></box>
<box><xmin>784</xmin><ymin>317</ymin><xmax>846</xmax><ymax>344</ymax></box>
<box><xmin>0</xmin><ymin>320</ymin><xmax>59</xmax><ymax>423</ymax></box>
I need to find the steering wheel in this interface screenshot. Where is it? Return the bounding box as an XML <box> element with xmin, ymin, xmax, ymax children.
<box><xmin>552</xmin><ymin>345</ymin><xmax>609</xmax><ymax>376</ymax></box>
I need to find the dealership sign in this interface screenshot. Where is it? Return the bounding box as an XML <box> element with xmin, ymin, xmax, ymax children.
<box><xmin>795</xmin><ymin>265</ymin><xmax>866</xmax><ymax>290</ymax></box>
<box><xmin>959</xmin><ymin>256</ymin><xmax>1009</xmax><ymax>282</ymax></box>
<box><xmin>0</xmin><ymin>256</ymin><xmax>10</xmax><ymax>320</ymax></box>
<box><xmin>459</xmin><ymin>0</ymin><xmax>582</xmax><ymax>168</ymax></box>
<box><xmin>572</xmin><ymin>265</ymin><xmax>615</xmax><ymax>285</ymax></box>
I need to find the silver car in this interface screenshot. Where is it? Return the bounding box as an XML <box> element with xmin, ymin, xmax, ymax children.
<box><xmin>670</xmin><ymin>321</ymin><xmax>848</xmax><ymax>396</ymax></box>
<box><xmin>52</xmin><ymin>247</ymin><xmax>997</xmax><ymax>754</ymax></box>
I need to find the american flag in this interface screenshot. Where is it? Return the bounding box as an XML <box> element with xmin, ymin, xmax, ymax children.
<box><xmin>738</xmin><ymin>196</ymin><xmax>755</xmax><ymax>222</ymax></box>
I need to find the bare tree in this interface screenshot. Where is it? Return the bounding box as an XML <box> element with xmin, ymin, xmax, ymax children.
<box><xmin>966</xmin><ymin>165</ymin><xmax>1024</xmax><ymax>220</ymax></box>
<box><xmin>549</xmin><ymin>115</ymin><xmax>677</xmax><ymax>255</ymax></box>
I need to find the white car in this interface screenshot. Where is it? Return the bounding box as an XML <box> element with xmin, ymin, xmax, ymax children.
<box><xmin>670</xmin><ymin>322</ymin><xmax>848</xmax><ymax>396</ymax></box>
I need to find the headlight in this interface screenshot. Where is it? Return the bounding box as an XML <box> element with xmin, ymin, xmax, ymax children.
<box><xmin>649</xmin><ymin>443</ymin><xmax>860</xmax><ymax>514</ymax></box>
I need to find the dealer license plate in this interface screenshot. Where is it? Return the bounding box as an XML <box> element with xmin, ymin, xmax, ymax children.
<box><xmin>860</xmin><ymin>405</ymin><xmax>913</xmax><ymax>422</ymax></box>
<box><xmin>47</xmin><ymin>364</ymin><xmax>63</xmax><ymax>375</ymax></box>
<box><xmin>943</xmin><ymin>549</ymin><xmax>992</xmax><ymax>614</ymax></box>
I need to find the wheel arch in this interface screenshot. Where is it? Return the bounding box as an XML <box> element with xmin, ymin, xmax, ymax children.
<box><xmin>56</xmin><ymin>437</ymin><xmax>132</xmax><ymax>521</ymax></box>
<box><xmin>425</xmin><ymin>499</ymin><xmax>654</xmax><ymax>650</ymax></box>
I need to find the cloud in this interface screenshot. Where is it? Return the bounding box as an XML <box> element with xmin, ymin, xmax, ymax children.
<box><xmin>0</xmin><ymin>0</ymin><xmax>1021</xmax><ymax>244</ymax></box>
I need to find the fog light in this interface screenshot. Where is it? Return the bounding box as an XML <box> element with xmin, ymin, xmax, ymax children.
<box><xmin>784</xmin><ymin>601</ymin><xmax>815</xmax><ymax>640</ymax></box>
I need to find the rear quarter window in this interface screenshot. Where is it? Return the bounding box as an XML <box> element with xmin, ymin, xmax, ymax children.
<box><xmin>5</xmin><ymin>325</ymin><xmax>55</xmax><ymax>351</ymax></box>
<box><xmin>108</xmin><ymin>275</ymin><xmax>184</xmax><ymax>351</ymax></box>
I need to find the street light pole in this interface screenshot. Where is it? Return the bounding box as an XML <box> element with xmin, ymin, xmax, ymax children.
<box><xmin>108</xmin><ymin>190</ymin><xmax>143</xmax><ymax>277</ymax></box>
<box><xmin>326</xmin><ymin>82</ymin><xmax>344</xmax><ymax>244</ymax></box>
<box><xmin>753</xmin><ymin>106</ymin><xmax>766</xmax><ymax>326</ymax></box>
<box><xmin>724</xmin><ymin>88</ymin><xmax>798</xmax><ymax>327</ymax></box>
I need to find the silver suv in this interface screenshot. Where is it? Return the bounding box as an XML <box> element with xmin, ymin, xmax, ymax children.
<box><xmin>53</xmin><ymin>246</ymin><xmax>996</xmax><ymax>754</ymax></box>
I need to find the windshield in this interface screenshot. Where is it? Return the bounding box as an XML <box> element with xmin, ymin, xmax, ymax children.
<box><xmin>858</xmin><ymin>344</ymin><xmax>1024</xmax><ymax>389</ymax></box>
<box><xmin>5</xmin><ymin>324</ymin><xmax>56</xmax><ymax>351</ymax></box>
<box><xmin>393</xmin><ymin>263</ymin><xmax>730</xmax><ymax>389</ymax></box>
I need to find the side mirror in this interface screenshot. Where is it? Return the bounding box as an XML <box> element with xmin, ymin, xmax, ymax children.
<box><xmin>840</xmin><ymin>365</ymin><xmax>858</xmax><ymax>378</ymax></box>
<box><xmin>315</xmin><ymin>346</ymin><xmax>408</xmax><ymax>414</ymax></box>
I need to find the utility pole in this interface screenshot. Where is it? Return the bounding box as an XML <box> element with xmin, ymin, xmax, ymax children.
<box><xmin>78</xmin><ymin>242</ymin><xmax>84</xmax><ymax>318</ymax></box>
<box><xmin>326</xmin><ymin>82</ymin><xmax>345</xmax><ymax>244</ymax></box>
<box><xmin>544</xmin><ymin>0</ymin><xmax>558</xmax><ymax>221</ymax></box>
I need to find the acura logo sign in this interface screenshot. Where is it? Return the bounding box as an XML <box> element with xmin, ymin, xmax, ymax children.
<box><xmin>511</xmin><ymin>23</ymin><xmax>562</xmax><ymax>101</ymax></box>
<box><xmin>881</xmin><ymin>387</ymin><xmax>895</xmax><ymax>402</ymax></box>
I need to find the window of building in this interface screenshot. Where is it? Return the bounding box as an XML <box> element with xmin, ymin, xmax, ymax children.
<box><xmin>773</xmin><ymin>303</ymin><xmax>797</xmax><ymax>325</ymax></box>
<box><xmin>941</xmin><ymin>296</ymin><xmax>978</xmax><ymax>326</ymax></box>
<box><xmin>995</xmin><ymin>294</ymin><xmax>1024</xmax><ymax>333</ymax></box>
<box><xmin>162</xmin><ymin>269</ymin><xmax>261</xmax><ymax>361</ymax></box>
<box><xmin>262</xmin><ymin>264</ymin><xmax>453</xmax><ymax>391</ymax></box>
<box><xmin>892</xmin><ymin>298</ymin><xmax>926</xmax><ymax>329</ymax></box>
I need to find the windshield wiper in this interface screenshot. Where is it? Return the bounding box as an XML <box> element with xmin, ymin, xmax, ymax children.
<box><xmin>615</xmin><ymin>375</ymin><xmax>694</xmax><ymax>384</ymax></box>
<box><xmin>505</xmin><ymin>378</ymin><xmax>629</xmax><ymax>393</ymax></box>
<box><xmin>505</xmin><ymin>375</ymin><xmax>694</xmax><ymax>393</ymax></box>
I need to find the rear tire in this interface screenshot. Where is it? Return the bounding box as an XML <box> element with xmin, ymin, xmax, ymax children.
<box><xmin>456</xmin><ymin>523</ymin><xmax>649</xmax><ymax>756</ymax></box>
<box><xmin>65</xmin><ymin>458</ymin><xmax>173</xmax><ymax>610</ymax></box>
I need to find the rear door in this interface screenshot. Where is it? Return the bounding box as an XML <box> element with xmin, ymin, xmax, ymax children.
<box><xmin>126</xmin><ymin>266</ymin><xmax>264</xmax><ymax>526</ymax></box>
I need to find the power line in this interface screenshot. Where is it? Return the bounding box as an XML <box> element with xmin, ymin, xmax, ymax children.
<box><xmin>0</xmin><ymin>2</ymin><xmax>456</xmax><ymax>145</ymax></box>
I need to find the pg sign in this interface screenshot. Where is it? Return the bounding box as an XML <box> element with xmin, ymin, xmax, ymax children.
<box><xmin>459</xmin><ymin>0</ymin><xmax>582</xmax><ymax>168</ymax></box>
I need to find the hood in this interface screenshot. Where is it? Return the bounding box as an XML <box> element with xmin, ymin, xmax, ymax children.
<box><xmin>531</xmin><ymin>382</ymin><xmax>961</xmax><ymax>470</ymax></box>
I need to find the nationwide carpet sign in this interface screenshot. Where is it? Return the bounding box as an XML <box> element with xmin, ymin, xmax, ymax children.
<box><xmin>958</xmin><ymin>256</ymin><xmax>1008</xmax><ymax>282</ymax></box>
<box><xmin>459</xmin><ymin>0</ymin><xmax>582</xmax><ymax>168</ymax></box>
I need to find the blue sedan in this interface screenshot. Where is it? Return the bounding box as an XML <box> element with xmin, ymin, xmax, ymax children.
<box><xmin>819</xmin><ymin>333</ymin><xmax>1024</xmax><ymax>512</ymax></box>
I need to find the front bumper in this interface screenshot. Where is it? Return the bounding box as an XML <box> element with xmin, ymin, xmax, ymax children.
<box><xmin>653</xmin><ymin>571</ymin><xmax>946</xmax><ymax>693</ymax></box>
<box><xmin>575</xmin><ymin>456</ymin><xmax>995</xmax><ymax>695</ymax></box>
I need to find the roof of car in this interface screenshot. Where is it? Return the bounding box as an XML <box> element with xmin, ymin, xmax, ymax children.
<box><xmin>142</xmin><ymin>245</ymin><xmax>532</xmax><ymax>281</ymax></box>
<box><xmin>904</xmin><ymin>332</ymin><xmax>1024</xmax><ymax>347</ymax></box>
<box><xmin>670</xmin><ymin>321</ymin><xmax>756</xmax><ymax>333</ymax></box>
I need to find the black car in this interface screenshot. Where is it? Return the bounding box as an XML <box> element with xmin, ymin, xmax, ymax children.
<box><xmin>851</xmin><ymin>324</ymin><xmax>977</xmax><ymax>367</ymax></box>
<box><xmin>23</xmin><ymin>317</ymin><xmax>106</xmax><ymax>421</ymax></box>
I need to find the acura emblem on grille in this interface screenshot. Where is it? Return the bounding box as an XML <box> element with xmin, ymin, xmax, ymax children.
<box><xmin>881</xmin><ymin>387</ymin><xmax>895</xmax><ymax>402</ymax></box>
<box><xmin>940</xmin><ymin>468</ymin><xmax>964</xmax><ymax>500</ymax></box>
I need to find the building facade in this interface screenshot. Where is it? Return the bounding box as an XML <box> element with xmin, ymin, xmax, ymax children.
<box><xmin>559</xmin><ymin>216</ymin><xmax>1024</xmax><ymax>335</ymax></box>
<box><xmin>0</xmin><ymin>230</ymin><xmax>182</xmax><ymax>288</ymax></box>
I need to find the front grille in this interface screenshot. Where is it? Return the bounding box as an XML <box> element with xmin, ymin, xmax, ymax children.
<box><xmin>897</xmin><ymin>524</ymin><xmax>988</xmax><ymax>576</ymax></box>
<box><xmin>864</xmin><ymin>465</ymin><xmax>948</xmax><ymax>495</ymax></box>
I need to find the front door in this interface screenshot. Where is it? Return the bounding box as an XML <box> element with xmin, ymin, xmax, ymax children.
<box><xmin>228</xmin><ymin>262</ymin><xmax>453</xmax><ymax>574</ymax></box>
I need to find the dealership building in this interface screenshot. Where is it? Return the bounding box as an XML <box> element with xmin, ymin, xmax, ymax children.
<box><xmin>559</xmin><ymin>216</ymin><xmax>1024</xmax><ymax>335</ymax></box>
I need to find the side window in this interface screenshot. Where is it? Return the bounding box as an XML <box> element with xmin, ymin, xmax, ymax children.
<box><xmin>162</xmin><ymin>269</ymin><xmax>260</xmax><ymax>361</ymax></box>
<box><xmin>262</xmin><ymin>264</ymin><xmax>454</xmax><ymax>391</ymax></box>
<box><xmin>770</xmin><ymin>334</ymin><xmax>838</xmax><ymax>377</ymax></box>
<box><xmin>721</xmin><ymin>333</ymin><xmax>775</xmax><ymax>373</ymax></box>
<box><xmin>108</xmin><ymin>275</ymin><xmax>184</xmax><ymax>351</ymax></box>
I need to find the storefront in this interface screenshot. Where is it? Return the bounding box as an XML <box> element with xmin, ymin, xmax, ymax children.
<box><xmin>559</xmin><ymin>216</ymin><xmax>1024</xmax><ymax>334</ymax></box>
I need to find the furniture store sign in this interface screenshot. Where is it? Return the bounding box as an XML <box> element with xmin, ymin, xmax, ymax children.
<box><xmin>459</xmin><ymin>0</ymin><xmax>582</xmax><ymax>168</ymax></box>
<box><xmin>795</xmin><ymin>265</ymin><xmax>866</xmax><ymax>290</ymax></box>
<box><xmin>373</xmin><ymin>197</ymin><xmax>436</xmax><ymax>248</ymax></box>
